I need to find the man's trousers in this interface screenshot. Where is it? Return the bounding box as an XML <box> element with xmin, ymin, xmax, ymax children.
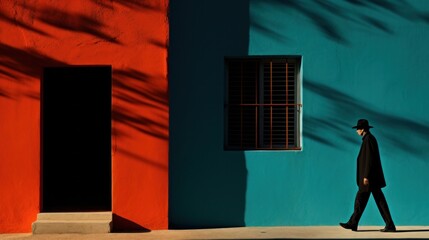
<box><xmin>348</xmin><ymin>188</ymin><xmax>394</xmax><ymax>227</ymax></box>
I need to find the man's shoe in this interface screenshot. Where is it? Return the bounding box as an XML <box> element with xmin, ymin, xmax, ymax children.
<box><xmin>380</xmin><ymin>226</ymin><xmax>396</xmax><ymax>232</ymax></box>
<box><xmin>339</xmin><ymin>222</ymin><xmax>357</xmax><ymax>231</ymax></box>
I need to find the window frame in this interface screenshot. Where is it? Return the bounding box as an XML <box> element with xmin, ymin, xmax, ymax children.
<box><xmin>224</xmin><ymin>56</ymin><xmax>302</xmax><ymax>150</ymax></box>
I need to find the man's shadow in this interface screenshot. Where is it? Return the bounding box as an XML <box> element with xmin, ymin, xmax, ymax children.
<box><xmin>396</xmin><ymin>229</ymin><xmax>429</xmax><ymax>233</ymax></box>
<box><xmin>358</xmin><ymin>228</ymin><xmax>429</xmax><ymax>233</ymax></box>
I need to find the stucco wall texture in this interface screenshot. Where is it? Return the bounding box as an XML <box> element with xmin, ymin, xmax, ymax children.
<box><xmin>0</xmin><ymin>0</ymin><xmax>169</xmax><ymax>233</ymax></box>
<box><xmin>168</xmin><ymin>0</ymin><xmax>429</xmax><ymax>228</ymax></box>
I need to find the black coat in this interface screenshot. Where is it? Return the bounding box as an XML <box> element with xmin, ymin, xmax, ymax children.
<box><xmin>357</xmin><ymin>132</ymin><xmax>386</xmax><ymax>191</ymax></box>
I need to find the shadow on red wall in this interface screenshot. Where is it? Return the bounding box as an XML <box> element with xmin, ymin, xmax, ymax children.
<box><xmin>112</xmin><ymin>214</ymin><xmax>151</xmax><ymax>233</ymax></box>
<box><xmin>0</xmin><ymin>43</ymin><xmax>66</xmax><ymax>99</ymax></box>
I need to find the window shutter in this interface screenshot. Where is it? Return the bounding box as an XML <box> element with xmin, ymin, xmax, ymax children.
<box><xmin>262</xmin><ymin>60</ymin><xmax>297</xmax><ymax>148</ymax></box>
<box><xmin>226</xmin><ymin>57</ymin><xmax>301</xmax><ymax>150</ymax></box>
<box><xmin>226</xmin><ymin>60</ymin><xmax>259</xmax><ymax>148</ymax></box>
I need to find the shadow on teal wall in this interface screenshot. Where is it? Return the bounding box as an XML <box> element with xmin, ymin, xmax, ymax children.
<box><xmin>170</xmin><ymin>0</ymin><xmax>429</xmax><ymax>227</ymax></box>
<box><xmin>258</xmin><ymin>0</ymin><xmax>429</xmax><ymax>45</ymax></box>
<box><xmin>304</xmin><ymin>79</ymin><xmax>429</xmax><ymax>155</ymax></box>
<box><xmin>168</xmin><ymin>0</ymin><xmax>250</xmax><ymax>228</ymax></box>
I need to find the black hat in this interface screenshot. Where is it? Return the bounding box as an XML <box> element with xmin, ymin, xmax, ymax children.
<box><xmin>352</xmin><ymin>119</ymin><xmax>373</xmax><ymax>129</ymax></box>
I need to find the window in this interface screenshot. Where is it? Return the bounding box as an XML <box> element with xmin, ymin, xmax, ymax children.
<box><xmin>225</xmin><ymin>57</ymin><xmax>302</xmax><ymax>150</ymax></box>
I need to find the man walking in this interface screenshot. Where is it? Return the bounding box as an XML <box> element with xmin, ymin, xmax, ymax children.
<box><xmin>340</xmin><ymin>119</ymin><xmax>396</xmax><ymax>232</ymax></box>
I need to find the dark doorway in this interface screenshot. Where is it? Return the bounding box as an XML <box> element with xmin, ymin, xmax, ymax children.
<box><xmin>42</xmin><ymin>66</ymin><xmax>112</xmax><ymax>212</ymax></box>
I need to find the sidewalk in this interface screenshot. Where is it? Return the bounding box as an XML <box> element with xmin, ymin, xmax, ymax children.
<box><xmin>1</xmin><ymin>226</ymin><xmax>429</xmax><ymax>240</ymax></box>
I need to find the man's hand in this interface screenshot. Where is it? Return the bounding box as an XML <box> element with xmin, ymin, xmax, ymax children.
<box><xmin>363</xmin><ymin>178</ymin><xmax>369</xmax><ymax>186</ymax></box>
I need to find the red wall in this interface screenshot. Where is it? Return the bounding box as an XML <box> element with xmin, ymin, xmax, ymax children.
<box><xmin>0</xmin><ymin>0</ymin><xmax>169</xmax><ymax>233</ymax></box>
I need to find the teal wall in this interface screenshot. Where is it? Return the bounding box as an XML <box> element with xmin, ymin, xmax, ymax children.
<box><xmin>169</xmin><ymin>0</ymin><xmax>429</xmax><ymax>228</ymax></box>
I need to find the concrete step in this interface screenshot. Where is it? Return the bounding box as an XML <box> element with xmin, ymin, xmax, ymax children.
<box><xmin>36</xmin><ymin>212</ymin><xmax>112</xmax><ymax>221</ymax></box>
<box><xmin>32</xmin><ymin>212</ymin><xmax>112</xmax><ymax>234</ymax></box>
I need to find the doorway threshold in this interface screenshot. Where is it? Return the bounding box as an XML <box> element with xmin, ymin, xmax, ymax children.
<box><xmin>32</xmin><ymin>212</ymin><xmax>112</xmax><ymax>234</ymax></box>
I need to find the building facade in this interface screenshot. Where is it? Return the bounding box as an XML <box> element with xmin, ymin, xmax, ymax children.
<box><xmin>2</xmin><ymin>0</ymin><xmax>429</xmax><ymax>233</ymax></box>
